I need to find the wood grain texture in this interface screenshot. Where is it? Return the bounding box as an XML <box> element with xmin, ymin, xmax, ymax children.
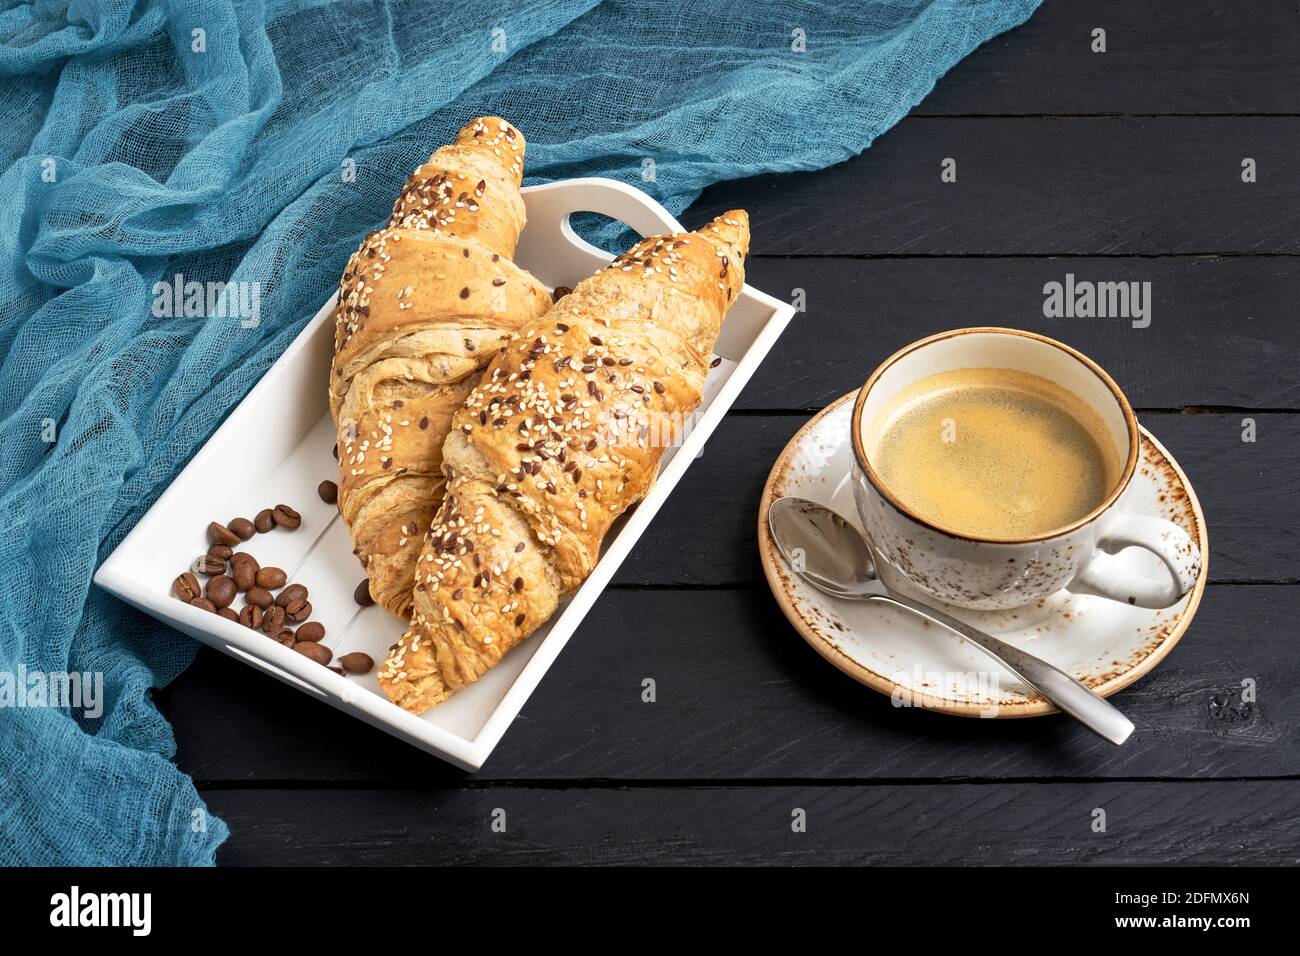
<box><xmin>158</xmin><ymin>584</ymin><xmax>1299</xmax><ymax>784</ymax></box>
<box><xmin>686</xmin><ymin>118</ymin><xmax>1300</xmax><ymax>256</ymax></box>
<box><xmin>616</xmin><ymin>413</ymin><xmax>1298</xmax><ymax>586</ymax></box>
<box><xmin>165</xmin><ymin>3</ymin><xmax>1300</xmax><ymax>867</ymax></box>
<box><xmin>735</xmin><ymin>256</ymin><xmax>1300</xmax><ymax>411</ymax></box>
<box><xmin>916</xmin><ymin>0</ymin><xmax>1300</xmax><ymax>116</ymax></box>
<box><xmin>205</xmin><ymin>780</ymin><xmax>1300</xmax><ymax>865</ymax></box>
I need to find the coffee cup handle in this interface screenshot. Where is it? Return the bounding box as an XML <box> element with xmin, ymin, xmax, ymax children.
<box><xmin>1070</xmin><ymin>516</ymin><xmax>1201</xmax><ymax>609</ymax></box>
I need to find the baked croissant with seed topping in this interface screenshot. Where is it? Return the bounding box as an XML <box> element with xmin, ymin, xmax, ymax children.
<box><xmin>330</xmin><ymin>117</ymin><xmax>550</xmax><ymax>619</ymax></box>
<box><xmin>378</xmin><ymin>209</ymin><xmax>751</xmax><ymax>712</ymax></box>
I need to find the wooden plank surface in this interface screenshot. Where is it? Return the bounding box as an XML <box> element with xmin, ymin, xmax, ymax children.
<box><xmin>916</xmin><ymin>0</ymin><xmax>1300</xmax><ymax>116</ymax></box>
<box><xmin>164</xmin><ymin>2</ymin><xmax>1300</xmax><ymax>867</ymax></box>
<box><xmin>205</xmin><ymin>780</ymin><xmax>1300</xmax><ymax>865</ymax></box>
<box><xmin>616</xmin><ymin>413</ymin><xmax>1298</xmax><ymax>587</ymax></box>
<box><xmin>736</xmin><ymin>257</ymin><xmax>1300</xmax><ymax>412</ymax></box>
<box><xmin>158</xmin><ymin>584</ymin><xmax>1299</xmax><ymax>784</ymax></box>
<box><xmin>688</xmin><ymin>118</ymin><xmax>1300</xmax><ymax>255</ymax></box>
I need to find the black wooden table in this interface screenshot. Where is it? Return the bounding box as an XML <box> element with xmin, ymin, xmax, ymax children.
<box><xmin>156</xmin><ymin>1</ymin><xmax>1300</xmax><ymax>865</ymax></box>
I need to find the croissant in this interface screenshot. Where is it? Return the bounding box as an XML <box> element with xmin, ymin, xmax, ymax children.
<box><xmin>378</xmin><ymin>210</ymin><xmax>751</xmax><ymax>712</ymax></box>
<box><xmin>330</xmin><ymin>117</ymin><xmax>550</xmax><ymax>619</ymax></box>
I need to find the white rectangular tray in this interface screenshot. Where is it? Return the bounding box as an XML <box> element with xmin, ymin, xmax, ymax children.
<box><xmin>95</xmin><ymin>178</ymin><xmax>794</xmax><ymax>770</ymax></box>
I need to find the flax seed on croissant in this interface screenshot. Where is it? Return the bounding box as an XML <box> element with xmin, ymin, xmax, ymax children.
<box><xmin>378</xmin><ymin>209</ymin><xmax>751</xmax><ymax>713</ymax></box>
<box><xmin>330</xmin><ymin>117</ymin><xmax>550</xmax><ymax>619</ymax></box>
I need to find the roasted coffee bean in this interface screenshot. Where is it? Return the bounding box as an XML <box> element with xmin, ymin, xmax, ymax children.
<box><xmin>271</xmin><ymin>504</ymin><xmax>301</xmax><ymax>529</ymax></box>
<box><xmin>292</xmin><ymin>641</ymin><xmax>332</xmax><ymax>666</ymax></box>
<box><xmin>261</xmin><ymin>605</ymin><xmax>286</xmax><ymax>634</ymax></box>
<box><xmin>228</xmin><ymin>517</ymin><xmax>255</xmax><ymax>541</ymax></box>
<box><xmin>286</xmin><ymin>600</ymin><xmax>312</xmax><ymax>624</ymax></box>
<box><xmin>338</xmin><ymin>652</ymin><xmax>374</xmax><ymax>675</ymax></box>
<box><xmin>206</xmin><ymin>543</ymin><xmax>233</xmax><ymax>560</ymax></box>
<box><xmin>218</xmin><ymin>607</ymin><xmax>239</xmax><ymax>622</ymax></box>
<box><xmin>208</xmin><ymin>521</ymin><xmax>240</xmax><ymax>546</ymax></box>
<box><xmin>238</xmin><ymin>605</ymin><xmax>263</xmax><ymax>629</ymax></box>
<box><xmin>205</xmin><ymin>575</ymin><xmax>237</xmax><ymax>609</ymax></box>
<box><xmin>317</xmin><ymin>480</ymin><xmax>338</xmax><ymax>505</ymax></box>
<box><xmin>190</xmin><ymin>598</ymin><xmax>216</xmax><ymax>612</ymax></box>
<box><xmin>255</xmin><ymin>566</ymin><xmax>287</xmax><ymax>589</ymax></box>
<box><xmin>276</xmin><ymin>583</ymin><xmax>308</xmax><ymax>611</ymax></box>
<box><xmin>172</xmin><ymin>572</ymin><xmax>201</xmax><ymax>602</ymax></box>
<box><xmin>274</xmin><ymin>629</ymin><xmax>296</xmax><ymax>646</ymax></box>
<box><xmin>254</xmin><ymin>509</ymin><xmax>275</xmax><ymax>534</ymax></box>
<box><xmin>354</xmin><ymin>579</ymin><xmax>374</xmax><ymax>607</ymax></box>
<box><xmin>296</xmin><ymin>621</ymin><xmax>325</xmax><ymax>643</ymax></box>
<box><xmin>193</xmin><ymin>554</ymin><xmax>226</xmax><ymax>575</ymax></box>
<box><xmin>230</xmin><ymin>567</ymin><xmax>255</xmax><ymax>593</ymax></box>
<box><xmin>230</xmin><ymin>552</ymin><xmax>259</xmax><ymax>591</ymax></box>
<box><xmin>245</xmin><ymin>586</ymin><xmax>274</xmax><ymax>609</ymax></box>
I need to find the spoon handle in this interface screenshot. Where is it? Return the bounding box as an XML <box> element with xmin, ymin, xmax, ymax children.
<box><xmin>865</xmin><ymin>593</ymin><xmax>1135</xmax><ymax>745</ymax></box>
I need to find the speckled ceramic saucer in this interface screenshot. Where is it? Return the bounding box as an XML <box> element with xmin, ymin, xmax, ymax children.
<box><xmin>758</xmin><ymin>391</ymin><xmax>1209</xmax><ymax>718</ymax></box>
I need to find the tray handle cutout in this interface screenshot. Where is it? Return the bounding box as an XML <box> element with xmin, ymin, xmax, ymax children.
<box><xmin>517</xmin><ymin>178</ymin><xmax>685</xmax><ymax>278</ymax></box>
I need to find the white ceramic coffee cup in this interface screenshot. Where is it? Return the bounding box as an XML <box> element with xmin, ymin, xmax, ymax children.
<box><xmin>849</xmin><ymin>328</ymin><xmax>1202</xmax><ymax>611</ymax></box>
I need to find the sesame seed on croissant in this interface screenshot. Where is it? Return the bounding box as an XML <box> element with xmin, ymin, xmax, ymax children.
<box><xmin>379</xmin><ymin>209</ymin><xmax>751</xmax><ymax>713</ymax></box>
<box><xmin>330</xmin><ymin>117</ymin><xmax>551</xmax><ymax>620</ymax></box>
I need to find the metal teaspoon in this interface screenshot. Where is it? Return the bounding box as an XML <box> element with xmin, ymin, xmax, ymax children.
<box><xmin>767</xmin><ymin>496</ymin><xmax>1134</xmax><ymax>745</ymax></box>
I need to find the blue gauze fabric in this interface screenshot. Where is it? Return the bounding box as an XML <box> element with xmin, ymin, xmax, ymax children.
<box><xmin>0</xmin><ymin>0</ymin><xmax>1040</xmax><ymax>864</ymax></box>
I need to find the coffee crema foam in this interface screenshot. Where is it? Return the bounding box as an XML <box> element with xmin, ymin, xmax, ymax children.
<box><xmin>865</xmin><ymin>367</ymin><xmax>1120</xmax><ymax>538</ymax></box>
